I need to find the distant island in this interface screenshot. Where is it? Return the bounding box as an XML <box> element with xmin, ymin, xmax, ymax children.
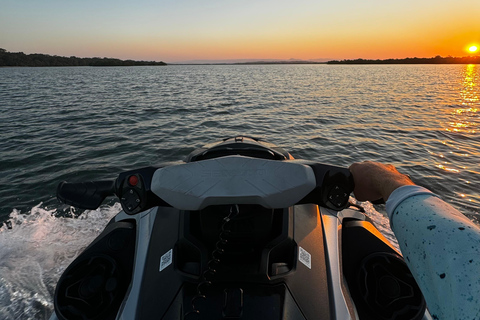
<box><xmin>327</xmin><ymin>55</ymin><xmax>480</xmax><ymax>64</ymax></box>
<box><xmin>0</xmin><ymin>48</ymin><xmax>166</xmax><ymax>67</ymax></box>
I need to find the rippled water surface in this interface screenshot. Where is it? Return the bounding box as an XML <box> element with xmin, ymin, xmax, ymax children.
<box><xmin>1</xmin><ymin>64</ymin><xmax>479</xmax><ymax>319</ymax></box>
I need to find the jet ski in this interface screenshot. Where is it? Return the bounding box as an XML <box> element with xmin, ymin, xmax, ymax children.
<box><xmin>50</xmin><ymin>136</ymin><xmax>431</xmax><ymax>320</ymax></box>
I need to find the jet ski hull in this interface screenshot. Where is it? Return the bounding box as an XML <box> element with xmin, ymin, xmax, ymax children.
<box><xmin>50</xmin><ymin>137</ymin><xmax>430</xmax><ymax>320</ymax></box>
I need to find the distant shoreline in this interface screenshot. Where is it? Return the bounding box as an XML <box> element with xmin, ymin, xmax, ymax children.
<box><xmin>0</xmin><ymin>48</ymin><xmax>166</xmax><ymax>67</ymax></box>
<box><xmin>327</xmin><ymin>56</ymin><xmax>480</xmax><ymax>65</ymax></box>
<box><xmin>1</xmin><ymin>48</ymin><xmax>479</xmax><ymax>66</ymax></box>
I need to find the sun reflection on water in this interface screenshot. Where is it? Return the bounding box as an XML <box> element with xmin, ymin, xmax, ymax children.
<box><xmin>435</xmin><ymin>64</ymin><xmax>480</xmax><ymax>209</ymax></box>
<box><xmin>445</xmin><ymin>64</ymin><xmax>479</xmax><ymax>134</ymax></box>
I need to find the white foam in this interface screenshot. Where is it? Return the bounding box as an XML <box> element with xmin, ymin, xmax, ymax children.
<box><xmin>0</xmin><ymin>202</ymin><xmax>120</xmax><ymax>320</ymax></box>
<box><xmin>350</xmin><ymin>197</ymin><xmax>401</xmax><ymax>252</ymax></box>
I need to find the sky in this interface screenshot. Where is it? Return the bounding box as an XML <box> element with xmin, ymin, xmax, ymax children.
<box><xmin>1</xmin><ymin>0</ymin><xmax>479</xmax><ymax>63</ymax></box>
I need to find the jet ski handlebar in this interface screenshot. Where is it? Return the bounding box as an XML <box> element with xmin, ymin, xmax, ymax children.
<box><xmin>57</xmin><ymin>180</ymin><xmax>116</xmax><ymax>210</ymax></box>
<box><xmin>57</xmin><ymin>155</ymin><xmax>354</xmax><ymax>215</ymax></box>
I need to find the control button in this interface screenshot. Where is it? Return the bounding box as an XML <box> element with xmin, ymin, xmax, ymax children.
<box><xmin>122</xmin><ymin>188</ymin><xmax>141</xmax><ymax>212</ymax></box>
<box><xmin>128</xmin><ymin>175</ymin><xmax>139</xmax><ymax>186</ymax></box>
<box><xmin>327</xmin><ymin>185</ymin><xmax>348</xmax><ymax>209</ymax></box>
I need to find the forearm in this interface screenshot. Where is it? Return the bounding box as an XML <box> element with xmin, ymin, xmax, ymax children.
<box><xmin>387</xmin><ymin>189</ymin><xmax>480</xmax><ymax>319</ymax></box>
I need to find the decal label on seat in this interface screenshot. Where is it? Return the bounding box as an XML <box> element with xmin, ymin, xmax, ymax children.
<box><xmin>299</xmin><ymin>247</ymin><xmax>312</xmax><ymax>269</ymax></box>
<box><xmin>159</xmin><ymin>248</ymin><xmax>173</xmax><ymax>272</ymax></box>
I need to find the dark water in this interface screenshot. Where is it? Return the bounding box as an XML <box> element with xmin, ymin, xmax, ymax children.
<box><xmin>0</xmin><ymin>64</ymin><xmax>479</xmax><ymax>319</ymax></box>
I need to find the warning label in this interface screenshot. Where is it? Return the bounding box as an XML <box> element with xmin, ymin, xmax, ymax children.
<box><xmin>159</xmin><ymin>249</ymin><xmax>173</xmax><ymax>272</ymax></box>
<box><xmin>298</xmin><ymin>247</ymin><xmax>311</xmax><ymax>269</ymax></box>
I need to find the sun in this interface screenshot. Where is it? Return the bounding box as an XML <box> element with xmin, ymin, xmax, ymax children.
<box><xmin>469</xmin><ymin>45</ymin><xmax>478</xmax><ymax>53</ymax></box>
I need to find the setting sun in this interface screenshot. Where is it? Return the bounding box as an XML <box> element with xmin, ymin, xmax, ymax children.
<box><xmin>469</xmin><ymin>45</ymin><xmax>478</xmax><ymax>53</ymax></box>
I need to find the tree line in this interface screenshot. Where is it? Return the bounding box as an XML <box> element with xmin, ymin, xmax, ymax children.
<box><xmin>327</xmin><ymin>55</ymin><xmax>480</xmax><ymax>64</ymax></box>
<box><xmin>0</xmin><ymin>48</ymin><xmax>166</xmax><ymax>67</ymax></box>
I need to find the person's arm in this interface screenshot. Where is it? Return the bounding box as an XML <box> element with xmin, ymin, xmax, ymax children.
<box><xmin>350</xmin><ymin>161</ymin><xmax>480</xmax><ymax>320</ymax></box>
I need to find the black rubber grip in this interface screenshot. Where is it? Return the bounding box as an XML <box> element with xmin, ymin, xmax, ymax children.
<box><xmin>299</xmin><ymin>164</ymin><xmax>355</xmax><ymax>210</ymax></box>
<box><xmin>57</xmin><ymin>180</ymin><xmax>116</xmax><ymax>209</ymax></box>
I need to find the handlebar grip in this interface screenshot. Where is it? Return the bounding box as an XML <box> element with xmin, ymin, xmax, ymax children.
<box><xmin>57</xmin><ymin>181</ymin><xmax>116</xmax><ymax>210</ymax></box>
<box><xmin>299</xmin><ymin>164</ymin><xmax>354</xmax><ymax>210</ymax></box>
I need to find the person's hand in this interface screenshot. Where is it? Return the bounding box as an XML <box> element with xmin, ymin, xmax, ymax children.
<box><xmin>349</xmin><ymin>161</ymin><xmax>415</xmax><ymax>202</ymax></box>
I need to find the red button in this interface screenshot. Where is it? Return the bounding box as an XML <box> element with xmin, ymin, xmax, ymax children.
<box><xmin>128</xmin><ymin>175</ymin><xmax>139</xmax><ymax>186</ymax></box>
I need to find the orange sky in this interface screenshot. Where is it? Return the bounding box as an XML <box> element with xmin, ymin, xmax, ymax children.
<box><xmin>1</xmin><ymin>0</ymin><xmax>479</xmax><ymax>62</ymax></box>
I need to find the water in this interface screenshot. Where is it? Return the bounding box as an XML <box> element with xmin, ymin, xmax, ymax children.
<box><xmin>0</xmin><ymin>64</ymin><xmax>479</xmax><ymax>319</ymax></box>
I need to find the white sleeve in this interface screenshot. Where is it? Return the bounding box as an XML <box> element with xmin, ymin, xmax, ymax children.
<box><xmin>386</xmin><ymin>186</ymin><xmax>480</xmax><ymax>320</ymax></box>
<box><xmin>385</xmin><ymin>185</ymin><xmax>438</xmax><ymax>223</ymax></box>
